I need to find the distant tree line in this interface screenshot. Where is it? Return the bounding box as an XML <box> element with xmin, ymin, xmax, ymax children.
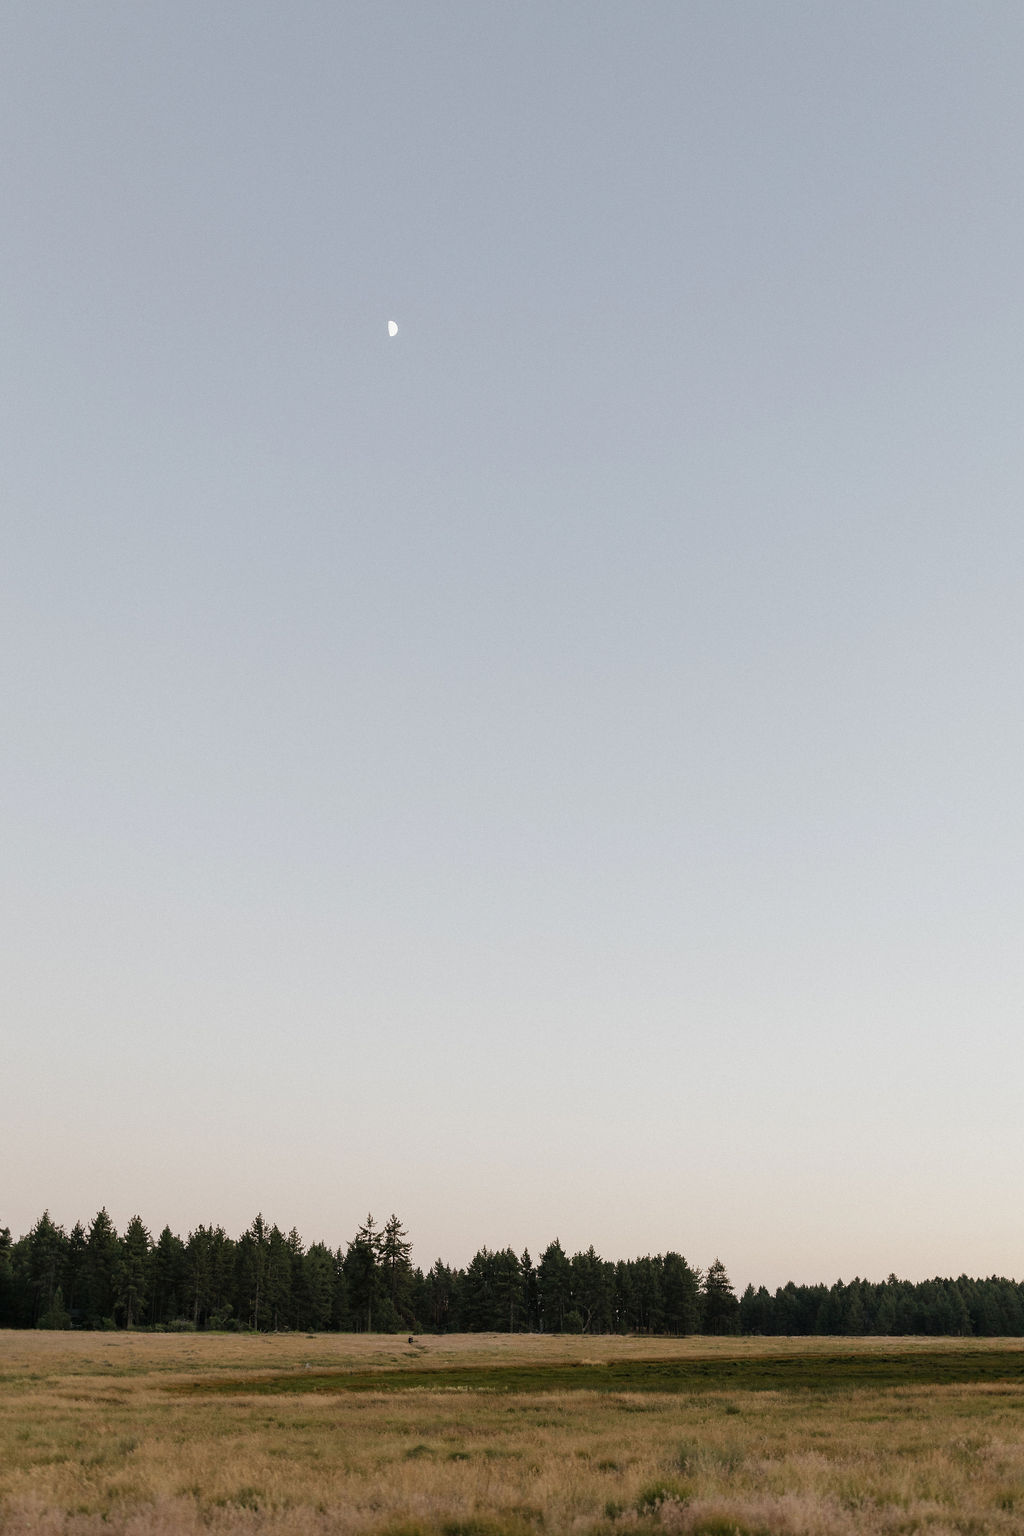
<box><xmin>0</xmin><ymin>1209</ymin><xmax>1019</xmax><ymax>1337</ymax></box>
<box><xmin>738</xmin><ymin>1273</ymin><xmax>1024</xmax><ymax>1337</ymax></box>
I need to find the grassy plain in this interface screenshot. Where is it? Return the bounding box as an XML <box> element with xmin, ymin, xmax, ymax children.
<box><xmin>2</xmin><ymin>1330</ymin><xmax>1024</xmax><ymax>1535</ymax></box>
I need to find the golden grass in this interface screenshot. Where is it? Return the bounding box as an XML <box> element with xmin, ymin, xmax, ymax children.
<box><xmin>3</xmin><ymin>1331</ymin><xmax>1024</xmax><ymax>1535</ymax></box>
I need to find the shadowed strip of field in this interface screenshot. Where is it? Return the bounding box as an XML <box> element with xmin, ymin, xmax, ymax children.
<box><xmin>168</xmin><ymin>1347</ymin><xmax>1024</xmax><ymax>1397</ymax></box>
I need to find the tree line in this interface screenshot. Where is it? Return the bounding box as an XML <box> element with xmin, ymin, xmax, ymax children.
<box><xmin>1</xmin><ymin>1209</ymin><xmax>1020</xmax><ymax>1337</ymax></box>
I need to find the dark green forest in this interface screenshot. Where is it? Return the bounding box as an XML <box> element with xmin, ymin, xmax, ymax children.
<box><xmin>2</xmin><ymin>1210</ymin><xmax>1021</xmax><ymax>1337</ymax></box>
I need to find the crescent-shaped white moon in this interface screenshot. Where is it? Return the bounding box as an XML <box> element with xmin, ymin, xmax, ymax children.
<box><xmin>387</xmin><ymin>320</ymin><xmax>398</xmax><ymax>338</ymax></box>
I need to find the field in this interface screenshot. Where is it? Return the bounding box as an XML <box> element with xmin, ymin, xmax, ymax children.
<box><xmin>2</xmin><ymin>1331</ymin><xmax>1024</xmax><ymax>1536</ymax></box>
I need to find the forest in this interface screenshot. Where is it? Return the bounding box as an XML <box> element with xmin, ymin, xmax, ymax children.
<box><xmin>2</xmin><ymin>1209</ymin><xmax>1022</xmax><ymax>1337</ymax></box>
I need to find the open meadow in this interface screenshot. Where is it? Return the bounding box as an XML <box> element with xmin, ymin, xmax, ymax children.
<box><xmin>2</xmin><ymin>1330</ymin><xmax>1024</xmax><ymax>1535</ymax></box>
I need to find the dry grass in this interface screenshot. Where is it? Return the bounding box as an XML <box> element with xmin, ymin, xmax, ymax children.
<box><xmin>3</xmin><ymin>1331</ymin><xmax>1024</xmax><ymax>1535</ymax></box>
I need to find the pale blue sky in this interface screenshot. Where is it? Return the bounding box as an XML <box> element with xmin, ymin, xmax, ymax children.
<box><xmin>3</xmin><ymin>2</ymin><xmax>1023</xmax><ymax>1291</ymax></box>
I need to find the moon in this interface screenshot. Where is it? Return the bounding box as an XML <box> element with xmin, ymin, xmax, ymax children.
<box><xmin>387</xmin><ymin>320</ymin><xmax>398</xmax><ymax>338</ymax></box>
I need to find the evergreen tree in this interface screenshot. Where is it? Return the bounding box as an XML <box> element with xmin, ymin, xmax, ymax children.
<box><xmin>613</xmin><ymin>1259</ymin><xmax>638</xmax><ymax>1332</ymax></box>
<box><xmin>286</xmin><ymin>1228</ymin><xmax>307</xmax><ymax>1328</ymax></box>
<box><xmin>62</xmin><ymin>1222</ymin><xmax>88</xmax><ymax>1323</ymax></box>
<box><xmin>265</xmin><ymin>1225</ymin><xmax>293</xmax><ymax>1330</ymax></box>
<box><xmin>186</xmin><ymin>1226</ymin><xmax>215</xmax><ymax>1327</ymax></box>
<box><xmin>520</xmin><ymin>1250</ymin><xmax>539</xmax><ymax>1331</ymax></box>
<box><xmin>537</xmin><ymin>1239</ymin><xmax>572</xmax><ymax>1333</ymax></box>
<box><xmin>331</xmin><ymin>1247</ymin><xmax>351</xmax><ymax>1330</ymax></box>
<box><xmin>493</xmin><ymin>1248</ymin><xmax>525</xmax><ymax>1333</ymax></box>
<box><xmin>27</xmin><ymin>1211</ymin><xmax>67</xmax><ymax>1326</ymax></box>
<box><xmin>344</xmin><ymin>1215</ymin><xmax>382</xmax><ymax>1331</ymax></box>
<box><xmin>739</xmin><ymin>1283</ymin><xmax>776</xmax><ymax>1335</ymax></box>
<box><xmin>634</xmin><ymin>1256</ymin><xmax>665</xmax><ymax>1334</ymax></box>
<box><xmin>150</xmin><ymin>1227</ymin><xmax>187</xmax><ymax>1325</ymax></box>
<box><xmin>773</xmin><ymin>1280</ymin><xmax>819</xmax><ymax>1335</ymax></box>
<box><xmin>236</xmin><ymin>1214</ymin><xmax>272</xmax><ymax>1331</ymax></box>
<box><xmin>9</xmin><ymin>1233</ymin><xmax>31</xmax><ymax>1326</ymax></box>
<box><xmin>117</xmin><ymin>1215</ymin><xmax>151</xmax><ymax>1328</ymax></box>
<box><xmin>380</xmin><ymin>1214</ymin><xmax>414</xmax><ymax>1322</ymax></box>
<box><xmin>702</xmin><ymin>1257</ymin><xmax>739</xmax><ymax>1335</ymax></box>
<box><xmin>570</xmin><ymin>1247</ymin><xmax>612</xmax><ymax>1334</ymax></box>
<box><xmin>662</xmin><ymin>1252</ymin><xmax>700</xmax><ymax>1335</ymax></box>
<box><xmin>0</xmin><ymin>1226</ymin><xmax>12</xmax><ymax>1327</ymax></box>
<box><xmin>421</xmin><ymin>1259</ymin><xmax>457</xmax><ymax>1332</ymax></box>
<box><xmin>185</xmin><ymin>1225</ymin><xmax>235</xmax><ymax>1328</ymax></box>
<box><xmin>943</xmin><ymin>1280</ymin><xmax>971</xmax><ymax>1337</ymax></box>
<box><xmin>874</xmin><ymin>1286</ymin><xmax>897</xmax><ymax>1336</ymax></box>
<box><xmin>816</xmin><ymin>1280</ymin><xmax>845</xmax><ymax>1335</ymax></box>
<box><xmin>461</xmin><ymin>1247</ymin><xmax>500</xmax><ymax>1331</ymax></box>
<box><xmin>842</xmin><ymin>1282</ymin><xmax>867</xmax><ymax>1335</ymax></box>
<box><xmin>83</xmin><ymin>1209</ymin><xmax>121</xmax><ymax>1327</ymax></box>
<box><xmin>302</xmin><ymin>1242</ymin><xmax>336</xmax><ymax>1331</ymax></box>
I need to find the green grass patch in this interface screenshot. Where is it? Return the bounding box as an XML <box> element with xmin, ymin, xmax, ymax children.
<box><xmin>691</xmin><ymin>1520</ymin><xmax>771</xmax><ymax>1536</ymax></box>
<box><xmin>378</xmin><ymin>1522</ymin><xmax>542</xmax><ymax>1536</ymax></box>
<box><xmin>168</xmin><ymin>1347</ymin><xmax>1024</xmax><ymax>1399</ymax></box>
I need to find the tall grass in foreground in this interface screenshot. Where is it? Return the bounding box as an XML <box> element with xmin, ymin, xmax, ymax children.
<box><xmin>2</xmin><ymin>1331</ymin><xmax>1024</xmax><ymax>1534</ymax></box>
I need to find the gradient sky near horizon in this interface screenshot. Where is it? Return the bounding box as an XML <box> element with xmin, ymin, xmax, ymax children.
<box><xmin>3</xmin><ymin>3</ymin><xmax>1023</xmax><ymax>1293</ymax></box>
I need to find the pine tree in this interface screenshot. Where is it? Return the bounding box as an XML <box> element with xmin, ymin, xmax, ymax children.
<box><xmin>570</xmin><ymin>1247</ymin><xmax>612</xmax><ymax>1334</ymax></box>
<box><xmin>265</xmin><ymin>1225</ymin><xmax>293</xmax><ymax>1330</ymax></box>
<box><xmin>461</xmin><ymin>1248</ymin><xmax>499</xmax><ymax>1331</ymax></box>
<box><xmin>345</xmin><ymin>1215</ymin><xmax>382</xmax><ymax>1331</ymax></box>
<box><xmin>537</xmin><ymin>1240</ymin><xmax>572</xmax><ymax>1333</ymax></box>
<box><xmin>519</xmin><ymin>1250</ymin><xmax>539</xmax><ymax>1331</ymax></box>
<box><xmin>331</xmin><ymin>1248</ymin><xmax>351</xmax><ymax>1330</ymax></box>
<box><xmin>62</xmin><ymin>1222</ymin><xmax>88</xmax><ymax>1322</ymax></box>
<box><xmin>421</xmin><ymin>1259</ymin><xmax>456</xmax><ymax>1332</ymax></box>
<box><xmin>117</xmin><ymin>1215</ymin><xmax>152</xmax><ymax>1328</ymax></box>
<box><xmin>493</xmin><ymin>1248</ymin><xmax>525</xmax><ymax>1333</ymax></box>
<box><xmin>613</xmin><ymin>1260</ymin><xmax>638</xmax><ymax>1332</ymax></box>
<box><xmin>662</xmin><ymin>1252</ymin><xmax>700</xmax><ymax>1335</ymax></box>
<box><xmin>739</xmin><ymin>1283</ymin><xmax>776</xmax><ymax>1335</ymax></box>
<box><xmin>27</xmin><ymin>1212</ymin><xmax>67</xmax><ymax>1326</ymax></box>
<box><xmin>302</xmin><ymin>1243</ymin><xmax>336</xmax><ymax>1331</ymax></box>
<box><xmin>380</xmin><ymin>1214</ymin><xmax>413</xmax><ymax>1322</ymax></box>
<box><xmin>187</xmin><ymin>1226</ymin><xmax>213</xmax><ymax>1327</ymax></box>
<box><xmin>286</xmin><ymin>1229</ymin><xmax>306</xmax><ymax>1328</ymax></box>
<box><xmin>186</xmin><ymin>1225</ymin><xmax>235</xmax><ymax>1327</ymax></box>
<box><xmin>237</xmin><ymin>1214</ymin><xmax>271</xmax><ymax>1331</ymax></box>
<box><xmin>150</xmin><ymin>1227</ymin><xmax>187</xmax><ymax>1325</ymax></box>
<box><xmin>634</xmin><ymin>1256</ymin><xmax>665</xmax><ymax>1334</ymax></box>
<box><xmin>83</xmin><ymin>1209</ymin><xmax>121</xmax><ymax>1327</ymax></box>
<box><xmin>702</xmin><ymin>1257</ymin><xmax>739</xmax><ymax>1335</ymax></box>
<box><xmin>0</xmin><ymin>1227</ymin><xmax>12</xmax><ymax>1327</ymax></box>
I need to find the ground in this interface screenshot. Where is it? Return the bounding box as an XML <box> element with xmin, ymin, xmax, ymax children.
<box><xmin>2</xmin><ymin>1330</ymin><xmax>1023</xmax><ymax>1534</ymax></box>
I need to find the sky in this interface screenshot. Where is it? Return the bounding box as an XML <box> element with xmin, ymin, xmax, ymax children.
<box><xmin>3</xmin><ymin>2</ymin><xmax>1023</xmax><ymax>1294</ymax></box>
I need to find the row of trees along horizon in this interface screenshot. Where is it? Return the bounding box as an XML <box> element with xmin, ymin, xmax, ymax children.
<box><xmin>3</xmin><ymin>1210</ymin><xmax>1023</xmax><ymax>1337</ymax></box>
